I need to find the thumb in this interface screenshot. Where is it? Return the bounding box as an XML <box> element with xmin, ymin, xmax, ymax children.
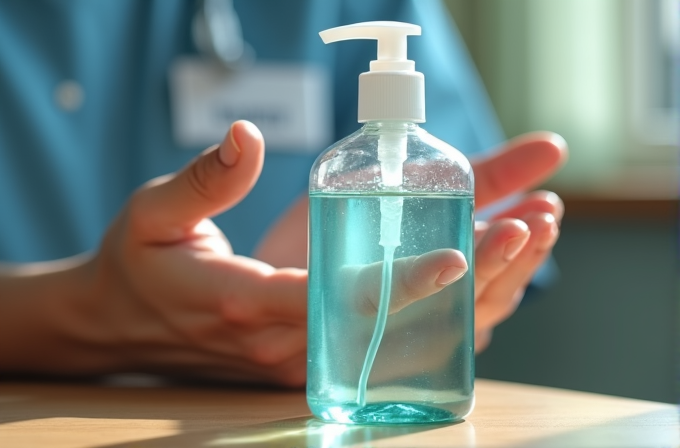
<box><xmin>130</xmin><ymin>120</ymin><xmax>265</xmax><ymax>242</ymax></box>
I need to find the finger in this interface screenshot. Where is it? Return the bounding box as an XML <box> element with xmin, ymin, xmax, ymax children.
<box><xmin>473</xmin><ymin>132</ymin><xmax>567</xmax><ymax>209</ymax></box>
<box><xmin>130</xmin><ymin>120</ymin><xmax>265</xmax><ymax>242</ymax></box>
<box><xmin>352</xmin><ymin>249</ymin><xmax>468</xmax><ymax>315</ymax></box>
<box><xmin>146</xmin><ymin>250</ymin><xmax>304</xmax><ymax>327</ymax></box>
<box><xmin>491</xmin><ymin>190</ymin><xmax>564</xmax><ymax>222</ymax></box>
<box><xmin>174</xmin><ymin>301</ymin><xmax>306</xmax><ymax>366</ymax></box>
<box><xmin>475</xmin><ymin>329</ymin><xmax>493</xmax><ymax>353</ymax></box>
<box><xmin>254</xmin><ymin>195</ymin><xmax>309</xmax><ymax>268</ymax></box>
<box><xmin>475</xmin><ymin>212</ymin><xmax>559</xmax><ymax>331</ymax></box>
<box><xmin>475</xmin><ymin>221</ymin><xmax>490</xmax><ymax>246</ymax></box>
<box><xmin>259</xmin><ymin>268</ymin><xmax>308</xmax><ymax>322</ymax></box>
<box><xmin>219</xmin><ymin>259</ymin><xmax>308</xmax><ymax>325</ymax></box>
<box><xmin>474</xmin><ymin>218</ymin><xmax>531</xmax><ymax>298</ymax></box>
<box><xmin>242</xmin><ymin>324</ymin><xmax>307</xmax><ymax>369</ymax></box>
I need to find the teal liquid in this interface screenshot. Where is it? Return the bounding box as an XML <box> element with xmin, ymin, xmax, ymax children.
<box><xmin>307</xmin><ymin>193</ymin><xmax>475</xmax><ymax>424</ymax></box>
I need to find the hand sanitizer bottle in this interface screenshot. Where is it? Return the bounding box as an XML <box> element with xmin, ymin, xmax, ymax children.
<box><xmin>307</xmin><ymin>21</ymin><xmax>475</xmax><ymax>425</ymax></box>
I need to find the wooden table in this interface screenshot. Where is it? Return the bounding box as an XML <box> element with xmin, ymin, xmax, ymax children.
<box><xmin>1</xmin><ymin>379</ymin><xmax>677</xmax><ymax>447</ymax></box>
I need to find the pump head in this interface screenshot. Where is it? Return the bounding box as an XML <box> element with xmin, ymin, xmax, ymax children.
<box><xmin>319</xmin><ymin>21</ymin><xmax>421</xmax><ymax>71</ymax></box>
<box><xmin>320</xmin><ymin>21</ymin><xmax>425</xmax><ymax>123</ymax></box>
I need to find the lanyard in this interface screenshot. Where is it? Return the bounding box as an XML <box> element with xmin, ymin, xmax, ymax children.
<box><xmin>192</xmin><ymin>0</ymin><xmax>255</xmax><ymax>70</ymax></box>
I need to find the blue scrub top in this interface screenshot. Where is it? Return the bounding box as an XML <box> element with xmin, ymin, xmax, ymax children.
<box><xmin>0</xmin><ymin>0</ymin><xmax>503</xmax><ymax>262</ymax></box>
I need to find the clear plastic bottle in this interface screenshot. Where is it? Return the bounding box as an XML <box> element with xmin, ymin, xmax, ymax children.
<box><xmin>307</xmin><ymin>22</ymin><xmax>475</xmax><ymax>425</ymax></box>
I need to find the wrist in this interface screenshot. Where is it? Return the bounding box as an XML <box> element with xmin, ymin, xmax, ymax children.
<box><xmin>0</xmin><ymin>254</ymin><xmax>121</xmax><ymax>375</ymax></box>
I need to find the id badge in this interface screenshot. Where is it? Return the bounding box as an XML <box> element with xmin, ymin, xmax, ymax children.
<box><xmin>169</xmin><ymin>57</ymin><xmax>333</xmax><ymax>153</ymax></box>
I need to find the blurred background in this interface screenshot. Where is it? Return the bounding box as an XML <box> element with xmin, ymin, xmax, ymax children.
<box><xmin>444</xmin><ymin>0</ymin><xmax>678</xmax><ymax>403</ymax></box>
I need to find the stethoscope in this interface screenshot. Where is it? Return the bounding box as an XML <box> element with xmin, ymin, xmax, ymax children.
<box><xmin>192</xmin><ymin>0</ymin><xmax>255</xmax><ymax>70</ymax></box>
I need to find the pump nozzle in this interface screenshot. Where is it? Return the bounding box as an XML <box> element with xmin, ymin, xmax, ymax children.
<box><xmin>320</xmin><ymin>21</ymin><xmax>420</xmax><ymax>71</ymax></box>
<box><xmin>320</xmin><ymin>21</ymin><xmax>425</xmax><ymax>123</ymax></box>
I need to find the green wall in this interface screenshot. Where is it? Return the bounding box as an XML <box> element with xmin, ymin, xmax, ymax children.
<box><xmin>445</xmin><ymin>0</ymin><xmax>676</xmax><ymax>195</ymax></box>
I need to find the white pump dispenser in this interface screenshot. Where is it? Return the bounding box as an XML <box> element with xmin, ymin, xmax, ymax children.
<box><xmin>319</xmin><ymin>21</ymin><xmax>425</xmax><ymax>123</ymax></box>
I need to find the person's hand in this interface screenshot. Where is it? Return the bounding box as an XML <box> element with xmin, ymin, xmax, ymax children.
<box><xmin>84</xmin><ymin>121</ymin><xmax>308</xmax><ymax>386</ymax></box>
<box><xmin>257</xmin><ymin>132</ymin><xmax>567</xmax><ymax>352</ymax></box>
<box><xmin>0</xmin><ymin>122</ymin><xmax>563</xmax><ymax>384</ymax></box>
<box><xmin>470</xmin><ymin>133</ymin><xmax>566</xmax><ymax>350</ymax></box>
